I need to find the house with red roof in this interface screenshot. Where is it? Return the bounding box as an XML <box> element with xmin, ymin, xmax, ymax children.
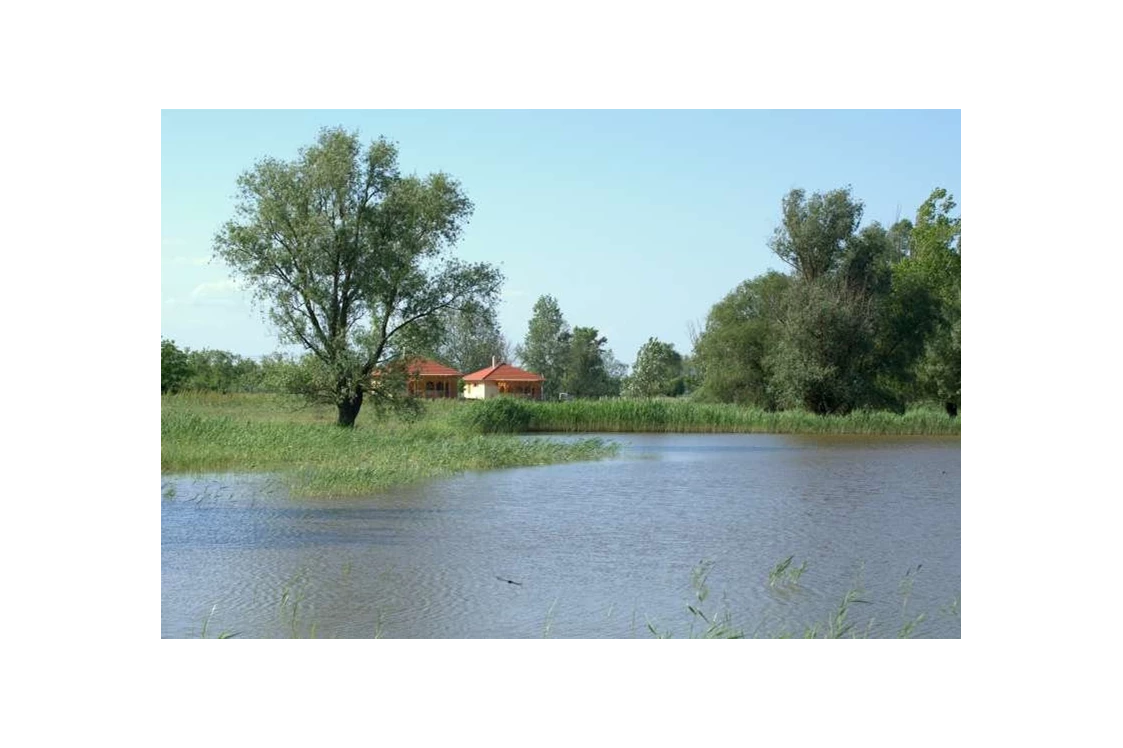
<box><xmin>462</xmin><ymin>358</ymin><xmax>545</xmax><ymax>400</ymax></box>
<box><xmin>372</xmin><ymin>357</ymin><xmax>464</xmax><ymax>399</ymax></box>
<box><xmin>400</xmin><ymin>358</ymin><xmax>463</xmax><ymax>399</ymax></box>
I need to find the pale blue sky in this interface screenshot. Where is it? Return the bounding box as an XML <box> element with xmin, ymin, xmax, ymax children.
<box><xmin>161</xmin><ymin>110</ymin><xmax>960</xmax><ymax>367</ymax></box>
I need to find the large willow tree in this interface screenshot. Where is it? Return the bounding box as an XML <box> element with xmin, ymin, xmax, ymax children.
<box><xmin>214</xmin><ymin>127</ymin><xmax>502</xmax><ymax>426</ymax></box>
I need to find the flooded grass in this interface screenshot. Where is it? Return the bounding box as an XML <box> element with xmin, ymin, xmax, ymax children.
<box><xmin>191</xmin><ymin>558</ymin><xmax>959</xmax><ymax>639</ymax></box>
<box><xmin>161</xmin><ymin>393</ymin><xmax>617</xmax><ymax>496</ymax></box>
<box><xmin>163</xmin><ymin>394</ymin><xmax>954</xmax><ymax>495</ymax></box>
<box><xmin>637</xmin><ymin>559</ymin><xmax>958</xmax><ymax>639</ymax></box>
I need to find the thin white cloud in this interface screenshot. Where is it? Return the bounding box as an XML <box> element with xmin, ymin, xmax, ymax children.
<box><xmin>168</xmin><ymin>255</ymin><xmax>211</xmax><ymax>266</ymax></box>
<box><xmin>190</xmin><ymin>279</ymin><xmax>243</xmax><ymax>299</ymax></box>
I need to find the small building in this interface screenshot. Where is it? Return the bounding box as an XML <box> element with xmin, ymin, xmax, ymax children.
<box><xmin>462</xmin><ymin>359</ymin><xmax>545</xmax><ymax>400</ymax></box>
<box><xmin>375</xmin><ymin>359</ymin><xmax>462</xmax><ymax>399</ymax></box>
<box><xmin>403</xmin><ymin>358</ymin><xmax>463</xmax><ymax>399</ymax></box>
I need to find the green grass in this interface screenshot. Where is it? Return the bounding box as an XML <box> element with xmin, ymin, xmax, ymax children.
<box><xmin>161</xmin><ymin>393</ymin><xmax>617</xmax><ymax>497</ymax></box>
<box><xmin>163</xmin><ymin>393</ymin><xmax>957</xmax><ymax>497</ymax></box>
<box><xmin>459</xmin><ymin>397</ymin><xmax>960</xmax><ymax>435</ymax></box>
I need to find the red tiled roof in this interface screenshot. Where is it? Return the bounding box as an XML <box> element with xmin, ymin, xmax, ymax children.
<box><xmin>407</xmin><ymin>358</ymin><xmax>462</xmax><ymax>377</ymax></box>
<box><xmin>462</xmin><ymin>362</ymin><xmax>545</xmax><ymax>382</ymax></box>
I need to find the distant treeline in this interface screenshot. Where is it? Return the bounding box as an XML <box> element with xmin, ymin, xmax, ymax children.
<box><xmin>165</xmin><ymin>184</ymin><xmax>960</xmax><ymax>418</ymax></box>
<box><xmin>160</xmin><ymin>342</ymin><xmax>299</xmax><ymax>395</ymax></box>
<box><xmin>515</xmin><ymin>185</ymin><xmax>960</xmax><ymax>416</ymax></box>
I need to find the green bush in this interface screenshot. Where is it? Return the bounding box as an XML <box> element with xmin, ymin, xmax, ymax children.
<box><xmin>456</xmin><ymin>397</ymin><xmax>535</xmax><ymax>433</ymax></box>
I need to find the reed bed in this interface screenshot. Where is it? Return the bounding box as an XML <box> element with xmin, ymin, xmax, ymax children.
<box><xmin>161</xmin><ymin>394</ymin><xmax>616</xmax><ymax>496</ymax></box>
<box><xmin>474</xmin><ymin>398</ymin><xmax>960</xmax><ymax>435</ymax></box>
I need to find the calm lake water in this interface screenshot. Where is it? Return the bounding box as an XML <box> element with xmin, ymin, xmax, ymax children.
<box><xmin>162</xmin><ymin>433</ymin><xmax>961</xmax><ymax>638</ymax></box>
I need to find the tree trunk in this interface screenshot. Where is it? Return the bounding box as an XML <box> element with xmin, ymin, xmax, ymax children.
<box><xmin>945</xmin><ymin>401</ymin><xmax>958</xmax><ymax>418</ymax></box>
<box><xmin>337</xmin><ymin>390</ymin><xmax>364</xmax><ymax>427</ymax></box>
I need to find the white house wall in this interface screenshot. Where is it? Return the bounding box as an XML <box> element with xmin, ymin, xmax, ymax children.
<box><xmin>463</xmin><ymin>382</ymin><xmax>500</xmax><ymax>400</ymax></box>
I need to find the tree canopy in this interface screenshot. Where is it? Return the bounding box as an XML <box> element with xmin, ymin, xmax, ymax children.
<box><xmin>691</xmin><ymin>271</ymin><xmax>791</xmax><ymax>407</ymax></box>
<box><xmin>213</xmin><ymin>127</ymin><xmax>502</xmax><ymax>425</ymax></box>
<box><xmin>561</xmin><ymin>326</ymin><xmax>620</xmax><ymax>398</ymax></box>
<box><xmin>515</xmin><ymin>295</ymin><xmax>570</xmax><ymax>400</ymax></box>
<box><xmin>426</xmin><ymin>301</ymin><xmax>511</xmax><ymax>375</ymax></box>
<box><xmin>693</xmin><ymin>186</ymin><xmax>960</xmax><ymax>415</ymax></box>
<box><xmin>161</xmin><ymin>338</ymin><xmax>192</xmax><ymax>394</ymax></box>
<box><xmin>624</xmin><ymin>338</ymin><xmax>685</xmax><ymax>397</ymax></box>
<box><xmin>768</xmin><ymin>187</ymin><xmax>864</xmax><ymax>282</ymax></box>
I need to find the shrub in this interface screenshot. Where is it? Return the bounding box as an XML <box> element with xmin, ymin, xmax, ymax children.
<box><xmin>456</xmin><ymin>397</ymin><xmax>535</xmax><ymax>433</ymax></box>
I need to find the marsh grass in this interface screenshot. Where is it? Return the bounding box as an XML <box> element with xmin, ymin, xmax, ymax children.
<box><xmin>517</xmin><ymin>399</ymin><xmax>959</xmax><ymax>435</ymax></box>
<box><xmin>768</xmin><ymin>555</ymin><xmax>808</xmax><ymax>589</ymax></box>
<box><xmin>162</xmin><ymin>393</ymin><xmax>617</xmax><ymax>497</ymax></box>
<box><xmin>199</xmin><ymin>604</ymin><xmax>238</xmax><ymax>639</ymax></box>
<box><xmin>645</xmin><ymin>559</ymin><xmax>745</xmax><ymax>638</ymax></box>
<box><xmin>897</xmin><ymin>564</ymin><xmax>927</xmax><ymax>638</ymax></box>
<box><xmin>455</xmin><ymin>397</ymin><xmax>535</xmax><ymax>433</ymax></box>
<box><xmin>652</xmin><ymin>560</ymin><xmax>957</xmax><ymax>639</ymax></box>
<box><xmin>192</xmin><ymin>558</ymin><xmax>958</xmax><ymax>639</ymax></box>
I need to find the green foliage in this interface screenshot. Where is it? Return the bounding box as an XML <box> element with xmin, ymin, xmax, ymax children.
<box><xmin>692</xmin><ymin>185</ymin><xmax>959</xmax><ymax>417</ymax></box>
<box><xmin>917</xmin><ymin>314</ymin><xmax>961</xmax><ymax>415</ymax></box>
<box><xmin>455</xmin><ymin>397</ymin><xmax>536</xmax><ymax>433</ymax></box>
<box><xmin>768</xmin><ymin>186</ymin><xmax>864</xmax><ymax>281</ymax></box>
<box><xmin>213</xmin><ymin>127</ymin><xmax>502</xmax><ymax>426</ymax></box>
<box><xmin>161</xmin><ymin>393</ymin><xmax>616</xmax><ymax>496</ymax></box>
<box><xmin>907</xmin><ymin>189</ymin><xmax>961</xmax><ymax>415</ymax></box>
<box><xmin>624</xmin><ymin>337</ymin><xmax>684</xmax><ymax>397</ymax></box>
<box><xmin>183</xmin><ymin>348</ymin><xmax>266</xmax><ymax>393</ymax></box>
<box><xmin>763</xmin><ymin>196</ymin><xmax>904</xmax><ymax>414</ymax></box>
<box><xmin>427</xmin><ymin>301</ymin><xmax>510</xmax><ymax>374</ymax></box>
<box><xmin>512</xmin><ymin>399</ymin><xmax>958</xmax><ymax>434</ymax></box>
<box><xmin>767</xmin><ymin>278</ymin><xmax>882</xmax><ymax>414</ymax></box>
<box><xmin>875</xmin><ymin>261</ymin><xmax>941</xmax><ymax>402</ymax></box>
<box><xmin>886</xmin><ymin>218</ymin><xmax>914</xmax><ymax>260</ymax></box>
<box><xmin>561</xmin><ymin>326</ymin><xmax>620</xmax><ymax>398</ymax></box>
<box><xmin>161</xmin><ymin>338</ymin><xmax>193</xmax><ymax>394</ymax></box>
<box><xmin>257</xmin><ymin>353</ymin><xmax>301</xmax><ymax>393</ymax></box>
<box><xmin>517</xmin><ymin>297</ymin><xmax>626</xmax><ymax>400</ymax></box>
<box><xmin>840</xmin><ymin>223</ymin><xmax>894</xmax><ymax>298</ymax></box>
<box><xmin>516</xmin><ymin>295</ymin><xmax>570</xmax><ymax>399</ymax></box>
<box><xmin>691</xmin><ymin>271</ymin><xmax>791</xmax><ymax>407</ymax></box>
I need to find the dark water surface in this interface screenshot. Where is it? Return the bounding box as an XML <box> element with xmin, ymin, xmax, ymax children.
<box><xmin>162</xmin><ymin>434</ymin><xmax>960</xmax><ymax>638</ymax></box>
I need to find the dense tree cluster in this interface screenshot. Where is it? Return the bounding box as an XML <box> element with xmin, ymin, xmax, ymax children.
<box><xmin>692</xmin><ymin>186</ymin><xmax>961</xmax><ymax>415</ymax></box>
<box><xmin>515</xmin><ymin>295</ymin><xmax>627</xmax><ymax>399</ymax></box>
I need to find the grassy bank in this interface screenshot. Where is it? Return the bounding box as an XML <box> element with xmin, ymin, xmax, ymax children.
<box><xmin>162</xmin><ymin>394</ymin><xmax>957</xmax><ymax>495</ymax></box>
<box><xmin>462</xmin><ymin>398</ymin><xmax>960</xmax><ymax>435</ymax></box>
<box><xmin>161</xmin><ymin>393</ymin><xmax>616</xmax><ymax>496</ymax></box>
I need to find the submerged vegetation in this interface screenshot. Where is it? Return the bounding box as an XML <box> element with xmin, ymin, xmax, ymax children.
<box><xmin>642</xmin><ymin>558</ymin><xmax>957</xmax><ymax>639</ymax></box>
<box><xmin>193</xmin><ymin>557</ymin><xmax>959</xmax><ymax>639</ymax></box>
<box><xmin>161</xmin><ymin>393</ymin><xmax>616</xmax><ymax>497</ymax></box>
